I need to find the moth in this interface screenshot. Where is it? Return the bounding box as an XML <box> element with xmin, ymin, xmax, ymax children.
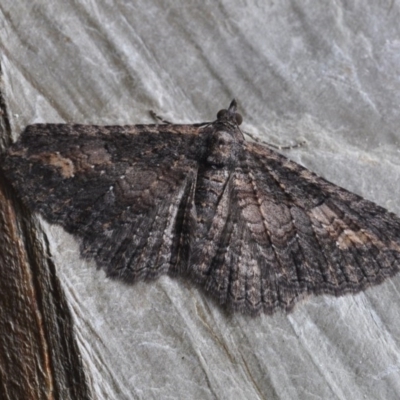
<box><xmin>3</xmin><ymin>100</ymin><xmax>400</xmax><ymax>315</ymax></box>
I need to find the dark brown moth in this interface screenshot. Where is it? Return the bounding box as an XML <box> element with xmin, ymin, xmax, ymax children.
<box><xmin>3</xmin><ymin>100</ymin><xmax>400</xmax><ymax>315</ymax></box>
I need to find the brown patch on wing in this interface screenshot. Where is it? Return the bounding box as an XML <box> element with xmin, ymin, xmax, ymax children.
<box><xmin>32</xmin><ymin>152</ymin><xmax>75</xmax><ymax>178</ymax></box>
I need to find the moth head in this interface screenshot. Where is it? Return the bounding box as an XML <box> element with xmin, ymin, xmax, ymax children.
<box><xmin>216</xmin><ymin>99</ymin><xmax>243</xmax><ymax>125</ymax></box>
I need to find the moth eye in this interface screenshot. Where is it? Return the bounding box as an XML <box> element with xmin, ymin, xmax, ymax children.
<box><xmin>235</xmin><ymin>113</ymin><xmax>243</xmax><ymax>125</ymax></box>
<box><xmin>217</xmin><ymin>109</ymin><xmax>228</xmax><ymax>119</ymax></box>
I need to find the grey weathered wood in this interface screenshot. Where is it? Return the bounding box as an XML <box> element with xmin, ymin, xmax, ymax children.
<box><xmin>1</xmin><ymin>1</ymin><xmax>400</xmax><ymax>399</ymax></box>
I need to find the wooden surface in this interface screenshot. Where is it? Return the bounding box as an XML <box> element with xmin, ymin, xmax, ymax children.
<box><xmin>1</xmin><ymin>1</ymin><xmax>400</xmax><ymax>399</ymax></box>
<box><xmin>0</xmin><ymin>156</ymin><xmax>89</xmax><ymax>398</ymax></box>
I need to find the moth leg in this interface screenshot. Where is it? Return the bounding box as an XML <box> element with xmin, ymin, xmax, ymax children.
<box><xmin>244</xmin><ymin>130</ymin><xmax>306</xmax><ymax>150</ymax></box>
<box><xmin>149</xmin><ymin>110</ymin><xmax>172</xmax><ymax>125</ymax></box>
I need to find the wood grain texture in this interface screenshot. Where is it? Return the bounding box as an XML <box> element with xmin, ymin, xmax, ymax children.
<box><xmin>0</xmin><ymin>173</ymin><xmax>90</xmax><ymax>400</ymax></box>
<box><xmin>2</xmin><ymin>1</ymin><xmax>400</xmax><ymax>399</ymax></box>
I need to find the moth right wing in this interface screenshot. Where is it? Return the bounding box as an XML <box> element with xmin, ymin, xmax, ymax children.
<box><xmin>189</xmin><ymin>141</ymin><xmax>400</xmax><ymax>315</ymax></box>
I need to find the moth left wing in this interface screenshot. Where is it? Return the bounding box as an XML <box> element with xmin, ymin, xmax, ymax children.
<box><xmin>3</xmin><ymin>123</ymin><xmax>200</xmax><ymax>281</ymax></box>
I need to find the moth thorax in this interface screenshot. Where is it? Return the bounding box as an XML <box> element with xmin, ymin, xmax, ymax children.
<box><xmin>206</xmin><ymin>130</ymin><xmax>237</xmax><ymax>168</ymax></box>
